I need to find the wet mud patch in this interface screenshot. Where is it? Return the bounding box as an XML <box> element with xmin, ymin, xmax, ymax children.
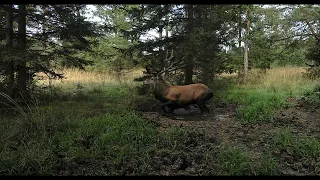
<box><xmin>139</xmin><ymin>100</ymin><xmax>240</xmax><ymax>144</ymax></box>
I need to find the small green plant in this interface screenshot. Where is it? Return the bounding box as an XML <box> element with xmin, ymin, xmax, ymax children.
<box><xmin>214</xmin><ymin>146</ymin><xmax>252</xmax><ymax>175</ymax></box>
<box><xmin>257</xmin><ymin>153</ymin><xmax>279</xmax><ymax>176</ymax></box>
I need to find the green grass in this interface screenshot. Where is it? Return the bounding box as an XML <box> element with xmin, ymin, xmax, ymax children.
<box><xmin>204</xmin><ymin>145</ymin><xmax>279</xmax><ymax>176</ymax></box>
<box><xmin>0</xmin><ymin>81</ymin><xmax>161</xmax><ymax>175</ymax></box>
<box><xmin>220</xmin><ymin>87</ymin><xmax>287</xmax><ymax>123</ymax></box>
<box><xmin>0</xmin><ymin>80</ymin><xmax>284</xmax><ymax>175</ymax></box>
<box><xmin>1</xmin><ymin>67</ymin><xmax>320</xmax><ymax>175</ymax></box>
<box><xmin>215</xmin><ymin>71</ymin><xmax>318</xmax><ymax>124</ymax></box>
<box><xmin>273</xmin><ymin>127</ymin><xmax>320</xmax><ymax>159</ymax></box>
<box><xmin>271</xmin><ymin>127</ymin><xmax>320</xmax><ymax>175</ymax></box>
<box><xmin>214</xmin><ymin>146</ymin><xmax>252</xmax><ymax>175</ymax></box>
<box><xmin>0</xmin><ymin>80</ymin><xmax>218</xmax><ymax>175</ymax></box>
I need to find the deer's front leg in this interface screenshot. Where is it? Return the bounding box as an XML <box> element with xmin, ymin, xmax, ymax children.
<box><xmin>161</xmin><ymin>100</ymin><xmax>175</xmax><ymax>114</ymax></box>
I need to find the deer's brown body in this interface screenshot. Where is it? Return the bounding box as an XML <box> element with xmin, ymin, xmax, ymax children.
<box><xmin>142</xmin><ymin>49</ymin><xmax>213</xmax><ymax>114</ymax></box>
<box><xmin>147</xmin><ymin>77</ymin><xmax>213</xmax><ymax>114</ymax></box>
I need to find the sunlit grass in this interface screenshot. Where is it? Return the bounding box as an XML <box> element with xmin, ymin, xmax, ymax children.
<box><xmin>255</xmin><ymin>67</ymin><xmax>315</xmax><ymax>94</ymax></box>
<box><xmin>33</xmin><ymin>68</ymin><xmax>144</xmax><ymax>104</ymax></box>
<box><xmin>216</xmin><ymin>67</ymin><xmax>319</xmax><ymax>123</ymax></box>
<box><xmin>36</xmin><ymin>68</ymin><xmax>143</xmax><ymax>90</ymax></box>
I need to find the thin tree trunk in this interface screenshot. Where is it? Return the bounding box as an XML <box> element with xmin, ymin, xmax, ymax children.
<box><xmin>165</xmin><ymin>4</ymin><xmax>169</xmax><ymax>39</ymax></box>
<box><xmin>238</xmin><ymin>24</ymin><xmax>242</xmax><ymax>48</ymax></box>
<box><xmin>158</xmin><ymin>17</ymin><xmax>164</xmax><ymax>77</ymax></box>
<box><xmin>184</xmin><ymin>4</ymin><xmax>194</xmax><ymax>85</ymax></box>
<box><xmin>164</xmin><ymin>4</ymin><xmax>170</xmax><ymax>78</ymax></box>
<box><xmin>17</xmin><ymin>4</ymin><xmax>27</xmax><ymax>97</ymax></box>
<box><xmin>158</xmin><ymin>25</ymin><xmax>163</xmax><ymax>39</ymax></box>
<box><xmin>5</xmin><ymin>4</ymin><xmax>14</xmax><ymax>98</ymax></box>
<box><xmin>237</xmin><ymin>6</ymin><xmax>242</xmax><ymax>79</ymax></box>
<box><xmin>243</xmin><ymin>7</ymin><xmax>251</xmax><ymax>83</ymax></box>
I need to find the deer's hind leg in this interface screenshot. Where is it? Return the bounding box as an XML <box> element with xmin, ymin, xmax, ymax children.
<box><xmin>196</xmin><ymin>99</ymin><xmax>210</xmax><ymax>114</ymax></box>
<box><xmin>160</xmin><ymin>100</ymin><xmax>175</xmax><ymax>114</ymax></box>
<box><xmin>166</xmin><ymin>104</ymin><xmax>175</xmax><ymax>114</ymax></box>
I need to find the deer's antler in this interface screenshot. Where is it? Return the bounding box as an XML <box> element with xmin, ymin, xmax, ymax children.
<box><xmin>144</xmin><ymin>49</ymin><xmax>185</xmax><ymax>77</ymax></box>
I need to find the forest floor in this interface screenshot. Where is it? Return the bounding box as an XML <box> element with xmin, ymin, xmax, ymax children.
<box><xmin>138</xmin><ymin>97</ymin><xmax>320</xmax><ymax>175</ymax></box>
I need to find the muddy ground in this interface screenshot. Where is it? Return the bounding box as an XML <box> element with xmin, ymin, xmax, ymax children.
<box><xmin>137</xmin><ymin>97</ymin><xmax>320</xmax><ymax>175</ymax></box>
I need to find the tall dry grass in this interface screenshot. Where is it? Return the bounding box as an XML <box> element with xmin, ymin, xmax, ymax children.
<box><xmin>40</xmin><ymin>68</ymin><xmax>143</xmax><ymax>85</ymax></box>
<box><xmin>39</xmin><ymin>67</ymin><xmax>317</xmax><ymax>90</ymax></box>
<box><xmin>35</xmin><ymin>68</ymin><xmax>144</xmax><ymax>94</ymax></box>
<box><xmin>246</xmin><ymin>67</ymin><xmax>318</xmax><ymax>94</ymax></box>
<box><xmin>219</xmin><ymin>67</ymin><xmax>316</xmax><ymax>89</ymax></box>
<box><xmin>263</xmin><ymin>67</ymin><xmax>309</xmax><ymax>87</ymax></box>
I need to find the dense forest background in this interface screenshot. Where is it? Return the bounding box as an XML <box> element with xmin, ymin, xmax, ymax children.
<box><xmin>0</xmin><ymin>4</ymin><xmax>320</xmax><ymax>176</ymax></box>
<box><xmin>1</xmin><ymin>4</ymin><xmax>320</xmax><ymax>98</ymax></box>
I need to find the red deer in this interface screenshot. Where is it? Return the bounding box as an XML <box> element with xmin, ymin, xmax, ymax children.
<box><xmin>143</xmin><ymin>50</ymin><xmax>213</xmax><ymax>115</ymax></box>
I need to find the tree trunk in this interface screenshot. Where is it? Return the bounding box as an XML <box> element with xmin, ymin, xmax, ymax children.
<box><xmin>17</xmin><ymin>4</ymin><xmax>27</xmax><ymax>97</ymax></box>
<box><xmin>238</xmin><ymin>22</ymin><xmax>242</xmax><ymax>48</ymax></box>
<box><xmin>163</xmin><ymin>4</ymin><xmax>170</xmax><ymax>78</ymax></box>
<box><xmin>165</xmin><ymin>4</ymin><xmax>169</xmax><ymax>39</ymax></box>
<box><xmin>243</xmin><ymin>7</ymin><xmax>251</xmax><ymax>83</ymax></box>
<box><xmin>158</xmin><ymin>26</ymin><xmax>163</xmax><ymax>39</ymax></box>
<box><xmin>184</xmin><ymin>4</ymin><xmax>194</xmax><ymax>85</ymax></box>
<box><xmin>237</xmin><ymin>6</ymin><xmax>242</xmax><ymax>79</ymax></box>
<box><xmin>5</xmin><ymin>4</ymin><xmax>14</xmax><ymax>98</ymax></box>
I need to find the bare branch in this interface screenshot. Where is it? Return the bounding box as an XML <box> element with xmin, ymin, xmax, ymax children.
<box><xmin>164</xmin><ymin>49</ymin><xmax>174</xmax><ymax>62</ymax></box>
<box><xmin>157</xmin><ymin>55</ymin><xmax>185</xmax><ymax>75</ymax></box>
<box><xmin>306</xmin><ymin>21</ymin><xmax>320</xmax><ymax>41</ymax></box>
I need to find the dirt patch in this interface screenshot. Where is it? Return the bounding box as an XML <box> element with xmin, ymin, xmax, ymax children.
<box><xmin>274</xmin><ymin>98</ymin><xmax>320</xmax><ymax>137</ymax></box>
<box><xmin>272</xmin><ymin>98</ymin><xmax>320</xmax><ymax>175</ymax></box>
<box><xmin>137</xmin><ymin>97</ymin><xmax>320</xmax><ymax>175</ymax></box>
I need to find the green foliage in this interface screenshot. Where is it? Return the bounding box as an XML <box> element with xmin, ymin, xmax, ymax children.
<box><xmin>305</xmin><ymin>40</ymin><xmax>320</xmax><ymax>78</ymax></box>
<box><xmin>27</xmin><ymin>4</ymin><xmax>100</xmax><ymax>71</ymax></box>
<box><xmin>80</xmin><ymin>5</ymin><xmax>142</xmax><ymax>73</ymax></box>
<box><xmin>287</xmin><ymin>5</ymin><xmax>320</xmax><ymax>76</ymax></box>
<box><xmin>83</xmin><ymin>35</ymin><xmax>139</xmax><ymax>73</ymax></box>
<box><xmin>300</xmin><ymin>85</ymin><xmax>320</xmax><ymax>105</ymax></box>
<box><xmin>123</xmin><ymin>4</ymin><xmax>244</xmax><ymax>84</ymax></box>
<box><xmin>0</xmin><ymin>4</ymin><xmax>101</xmax><ymax>98</ymax></box>
<box><xmin>190</xmin><ymin>5</ymin><xmax>234</xmax><ymax>83</ymax></box>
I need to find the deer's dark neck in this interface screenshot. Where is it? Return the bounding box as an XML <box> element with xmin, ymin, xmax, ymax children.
<box><xmin>153</xmin><ymin>80</ymin><xmax>169</xmax><ymax>102</ymax></box>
